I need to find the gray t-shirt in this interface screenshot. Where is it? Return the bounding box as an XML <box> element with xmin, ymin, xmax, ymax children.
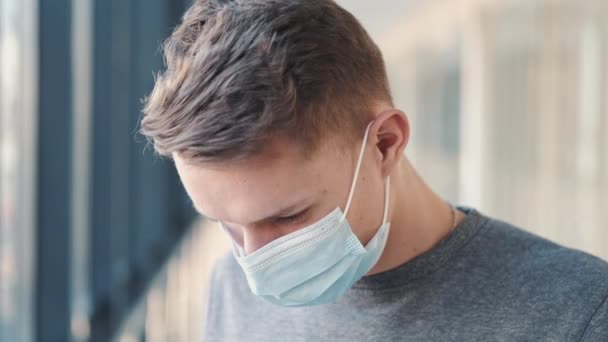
<box><xmin>203</xmin><ymin>207</ymin><xmax>608</xmax><ymax>341</ymax></box>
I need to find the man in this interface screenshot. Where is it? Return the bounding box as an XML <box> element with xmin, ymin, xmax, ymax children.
<box><xmin>140</xmin><ymin>0</ymin><xmax>608</xmax><ymax>340</ymax></box>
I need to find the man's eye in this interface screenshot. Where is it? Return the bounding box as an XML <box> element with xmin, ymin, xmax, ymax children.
<box><xmin>275</xmin><ymin>212</ymin><xmax>304</xmax><ymax>224</ymax></box>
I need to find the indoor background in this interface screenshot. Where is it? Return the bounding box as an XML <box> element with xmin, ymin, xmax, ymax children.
<box><xmin>1</xmin><ymin>0</ymin><xmax>607</xmax><ymax>341</ymax></box>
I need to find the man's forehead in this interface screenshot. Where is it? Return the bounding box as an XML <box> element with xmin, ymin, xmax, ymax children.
<box><xmin>173</xmin><ymin>146</ymin><xmax>326</xmax><ymax>225</ymax></box>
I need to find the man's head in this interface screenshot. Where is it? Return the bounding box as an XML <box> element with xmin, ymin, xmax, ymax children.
<box><xmin>141</xmin><ymin>0</ymin><xmax>409</xmax><ymax>254</ymax></box>
<box><xmin>141</xmin><ymin>0</ymin><xmax>392</xmax><ymax>161</ymax></box>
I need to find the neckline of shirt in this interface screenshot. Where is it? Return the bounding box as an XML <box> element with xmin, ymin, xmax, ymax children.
<box><xmin>350</xmin><ymin>206</ymin><xmax>490</xmax><ymax>291</ymax></box>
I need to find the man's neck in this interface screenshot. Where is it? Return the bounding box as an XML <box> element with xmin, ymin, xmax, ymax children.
<box><xmin>367</xmin><ymin>158</ymin><xmax>464</xmax><ymax>275</ymax></box>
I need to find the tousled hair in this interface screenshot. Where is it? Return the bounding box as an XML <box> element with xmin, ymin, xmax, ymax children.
<box><xmin>140</xmin><ymin>0</ymin><xmax>392</xmax><ymax>162</ymax></box>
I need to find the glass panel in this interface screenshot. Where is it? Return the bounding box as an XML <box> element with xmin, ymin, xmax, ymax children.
<box><xmin>0</xmin><ymin>0</ymin><xmax>37</xmax><ymax>341</ymax></box>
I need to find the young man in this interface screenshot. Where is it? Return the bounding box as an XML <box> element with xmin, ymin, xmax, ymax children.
<box><xmin>141</xmin><ymin>0</ymin><xmax>608</xmax><ymax>340</ymax></box>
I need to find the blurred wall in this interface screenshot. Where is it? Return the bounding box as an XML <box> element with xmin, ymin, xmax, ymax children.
<box><xmin>371</xmin><ymin>0</ymin><xmax>608</xmax><ymax>261</ymax></box>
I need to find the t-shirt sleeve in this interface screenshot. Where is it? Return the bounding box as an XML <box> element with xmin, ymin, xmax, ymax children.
<box><xmin>579</xmin><ymin>293</ymin><xmax>608</xmax><ymax>341</ymax></box>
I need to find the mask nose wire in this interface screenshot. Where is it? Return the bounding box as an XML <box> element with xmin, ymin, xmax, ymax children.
<box><xmin>339</xmin><ymin>122</ymin><xmax>374</xmax><ymax>223</ymax></box>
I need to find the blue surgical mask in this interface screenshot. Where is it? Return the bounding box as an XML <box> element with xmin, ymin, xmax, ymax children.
<box><xmin>221</xmin><ymin>121</ymin><xmax>390</xmax><ymax>307</ymax></box>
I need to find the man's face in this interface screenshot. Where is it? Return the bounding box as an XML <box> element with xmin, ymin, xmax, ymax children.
<box><xmin>174</xmin><ymin>134</ymin><xmax>387</xmax><ymax>255</ymax></box>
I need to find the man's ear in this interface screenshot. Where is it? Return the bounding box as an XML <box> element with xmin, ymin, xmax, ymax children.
<box><xmin>372</xmin><ymin>109</ymin><xmax>410</xmax><ymax>177</ymax></box>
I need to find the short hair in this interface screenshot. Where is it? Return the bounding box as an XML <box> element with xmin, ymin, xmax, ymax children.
<box><xmin>140</xmin><ymin>0</ymin><xmax>392</xmax><ymax>163</ymax></box>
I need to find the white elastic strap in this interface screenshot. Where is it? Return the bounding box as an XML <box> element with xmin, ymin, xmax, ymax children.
<box><xmin>341</xmin><ymin>122</ymin><xmax>374</xmax><ymax>222</ymax></box>
<box><xmin>381</xmin><ymin>176</ymin><xmax>390</xmax><ymax>225</ymax></box>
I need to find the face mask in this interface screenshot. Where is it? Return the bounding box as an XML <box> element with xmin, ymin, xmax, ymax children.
<box><xmin>220</xmin><ymin>121</ymin><xmax>390</xmax><ymax>307</ymax></box>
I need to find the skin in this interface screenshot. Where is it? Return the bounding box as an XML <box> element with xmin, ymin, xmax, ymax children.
<box><xmin>173</xmin><ymin>103</ymin><xmax>464</xmax><ymax>275</ymax></box>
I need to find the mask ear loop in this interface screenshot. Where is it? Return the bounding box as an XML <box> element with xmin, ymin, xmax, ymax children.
<box><xmin>381</xmin><ymin>176</ymin><xmax>390</xmax><ymax>225</ymax></box>
<box><xmin>340</xmin><ymin>122</ymin><xmax>374</xmax><ymax>223</ymax></box>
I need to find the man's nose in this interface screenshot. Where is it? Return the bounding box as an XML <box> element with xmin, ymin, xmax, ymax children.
<box><xmin>221</xmin><ymin>222</ymin><xmax>293</xmax><ymax>255</ymax></box>
<box><xmin>242</xmin><ymin>227</ymin><xmax>285</xmax><ymax>255</ymax></box>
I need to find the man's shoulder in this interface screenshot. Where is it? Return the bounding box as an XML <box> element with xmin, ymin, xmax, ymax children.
<box><xmin>205</xmin><ymin>250</ymin><xmax>256</xmax><ymax>318</ymax></box>
<box><xmin>210</xmin><ymin>249</ymin><xmax>244</xmax><ymax>286</ymax></box>
<box><xmin>478</xmin><ymin>213</ymin><xmax>608</xmax><ymax>291</ymax></box>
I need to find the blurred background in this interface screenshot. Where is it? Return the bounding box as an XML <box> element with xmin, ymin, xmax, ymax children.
<box><xmin>0</xmin><ymin>0</ymin><xmax>606</xmax><ymax>341</ymax></box>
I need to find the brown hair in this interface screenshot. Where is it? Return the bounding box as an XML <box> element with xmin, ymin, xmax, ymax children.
<box><xmin>140</xmin><ymin>0</ymin><xmax>392</xmax><ymax>162</ymax></box>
